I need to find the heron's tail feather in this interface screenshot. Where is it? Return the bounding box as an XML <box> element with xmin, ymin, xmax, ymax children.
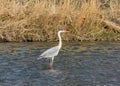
<box><xmin>37</xmin><ymin>56</ymin><xmax>44</xmax><ymax>60</ymax></box>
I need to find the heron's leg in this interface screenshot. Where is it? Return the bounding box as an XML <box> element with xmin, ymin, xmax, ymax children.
<box><xmin>50</xmin><ymin>57</ymin><xmax>54</xmax><ymax>69</ymax></box>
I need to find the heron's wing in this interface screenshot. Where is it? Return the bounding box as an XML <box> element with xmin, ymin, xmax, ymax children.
<box><xmin>40</xmin><ymin>46</ymin><xmax>60</xmax><ymax>58</ymax></box>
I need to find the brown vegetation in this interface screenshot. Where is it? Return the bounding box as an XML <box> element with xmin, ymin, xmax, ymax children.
<box><xmin>0</xmin><ymin>0</ymin><xmax>120</xmax><ymax>42</ymax></box>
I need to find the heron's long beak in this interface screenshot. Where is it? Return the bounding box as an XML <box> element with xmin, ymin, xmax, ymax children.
<box><xmin>64</xmin><ymin>30</ymin><xmax>69</xmax><ymax>32</ymax></box>
<box><xmin>65</xmin><ymin>31</ymin><xmax>69</xmax><ymax>32</ymax></box>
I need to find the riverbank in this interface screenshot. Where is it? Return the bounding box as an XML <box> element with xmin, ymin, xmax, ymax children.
<box><xmin>0</xmin><ymin>0</ymin><xmax>120</xmax><ymax>42</ymax></box>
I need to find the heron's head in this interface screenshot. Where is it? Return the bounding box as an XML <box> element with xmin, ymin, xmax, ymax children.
<box><xmin>59</xmin><ymin>29</ymin><xmax>69</xmax><ymax>33</ymax></box>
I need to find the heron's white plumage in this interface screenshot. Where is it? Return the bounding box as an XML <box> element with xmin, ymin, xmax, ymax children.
<box><xmin>40</xmin><ymin>46</ymin><xmax>60</xmax><ymax>58</ymax></box>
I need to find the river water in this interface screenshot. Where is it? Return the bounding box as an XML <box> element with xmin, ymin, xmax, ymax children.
<box><xmin>0</xmin><ymin>42</ymin><xmax>120</xmax><ymax>86</ymax></box>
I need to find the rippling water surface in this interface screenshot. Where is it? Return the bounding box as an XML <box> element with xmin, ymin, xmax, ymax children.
<box><xmin>0</xmin><ymin>42</ymin><xmax>120</xmax><ymax>86</ymax></box>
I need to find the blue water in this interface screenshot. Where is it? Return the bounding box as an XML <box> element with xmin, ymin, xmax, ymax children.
<box><xmin>0</xmin><ymin>42</ymin><xmax>120</xmax><ymax>86</ymax></box>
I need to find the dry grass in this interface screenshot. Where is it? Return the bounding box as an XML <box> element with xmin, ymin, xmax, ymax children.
<box><xmin>0</xmin><ymin>0</ymin><xmax>120</xmax><ymax>42</ymax></box>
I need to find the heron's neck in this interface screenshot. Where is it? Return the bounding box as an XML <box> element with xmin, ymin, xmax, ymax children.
<box><xmin>58</xmin><ymin>32</ymin><xmax>62</xmax><ymax>48</ymax></box>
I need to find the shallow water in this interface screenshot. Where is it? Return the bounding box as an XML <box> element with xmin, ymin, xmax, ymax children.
<box><xmin>0</xmin><ymin>42</ymin><xmax>120</xmax><ymax>86</ymax></box>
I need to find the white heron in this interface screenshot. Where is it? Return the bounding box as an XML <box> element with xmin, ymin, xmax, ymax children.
<box><xmin>37</xmin><ymin>29</ymin><xmax>69</xmax><ymax>69</ymax></box>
